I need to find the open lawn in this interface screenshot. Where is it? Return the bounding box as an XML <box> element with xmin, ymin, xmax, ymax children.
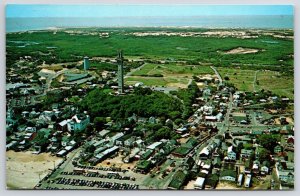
<box><xmin>217</xmin><ymin>67</ymin><xmax>293</xmax><ymax>98</ymax></box>
<box><xmin>125</xmin><ymin>76</ymin><xmax>190</xmax><ymax>88</ymax></box>
<box><xmin>218</xmin><ymin>67</ymin><xmax>256</xmax><ymax>91</ymax></box>
<box><xmin>126</xmin><ymin>63</ymin><xmax>213</xmax><ymax>88</ymax></box>
<box><xmin>131</xmin><ymin>63</ymin><xmax>214</xmax><ymax>76</ymax></box>
<box><xmin>256</xmin><ymin>70</ymin><xmax>294</xmax><ymax>98</ymax></box>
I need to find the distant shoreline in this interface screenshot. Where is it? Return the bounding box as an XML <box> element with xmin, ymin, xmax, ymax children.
<box><xmin>6</xmin><ymin>15</ymin><xmax>293</xmax><ymax>33</ymax></box>
<box><xmin>6</xmin><ymin>26</ymin><xmax>294</xmax><ymax>34</ymax></box>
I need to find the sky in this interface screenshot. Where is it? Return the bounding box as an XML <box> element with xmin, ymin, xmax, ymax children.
<box><xmin>6</xmin><ymin>5</ymin><xmax>293</xmax><ymax>18</ymax></box>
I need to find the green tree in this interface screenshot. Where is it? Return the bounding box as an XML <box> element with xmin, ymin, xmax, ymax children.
<box><xmin>93</xmin><ymin>117</ymin><xmax>106</xmax><ymax>130</ymax></box>
<box><xmin>258</xmin><ymin>148</ymin><xmax>271</xmax><ymax>163</ymax></box>
<box><xmin>257</xmin><ymin>135</ymin><xmax>278</xmax><ymax>153</ymax></box>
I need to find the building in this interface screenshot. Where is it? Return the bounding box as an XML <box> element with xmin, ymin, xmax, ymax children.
<box><xmin>168</xmin><ymin>170</ymin><xmax>188</xmax><ymax>190</ymax></box>
<box><xmin>117</xmin><ymin>50</ymin><xmax>124</xmax><ymax>93</ymax></box>
<box><xmin>227</xmin><ymin>146</ymin><xmax>236</xmax><ymax>161</ymax></box>
<box><xmin>219</xmin><ymin>169</ymin><xmax>237</xmax><ymax>182</ymax></box>
<box><xmin>237</xmin><ymin>174</ymin><xmax>244</xmax><ymax>186</ymax></box>
<box><xmin>274</xmin><ymin>145</ymin><xmax>283</xmax><ymax>154</ymax></box>
<box><xmin>194</xmin><ymin>177</ymin><xmax>205</xmax><ymax>189</ymax></box>
<box><xmin>241</xmin><ymin>149</ymin><xmax>254</xmax><ymax>159</ymax></box>
<box><xmin>84</xmin><ymin>56</ymin><xmax>90</xmax><ymax>70</ymax></box>
<box><xmin>67</xmin><ymin>114</ymin><xmax>90</xmax><ymax>133</ymax></box>
<box><xmin>245</xmin><ymin>174</ymin><xmax>252</xmax><ymax>188</ymax></box>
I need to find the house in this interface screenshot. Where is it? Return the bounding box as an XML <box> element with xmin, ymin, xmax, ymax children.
<box><xmin>216</xmin><ymin>113</ymin><xmax>223</xmax><ymax>122</ymax></box>
<box><xmin>241</xmin><ymin>149</ymin><xmax>254</xmax><ymax>159</ymax></box>
<box><xmin>98</xmin><ymin>129</ymin><xmax>110</xmax><ymax>138</ymax></box>
<box><xmin>147</xmin><ymin>141</ymin><xmax>163</xmax><ymax>151</ymax></box>
<box><xmin>219</xmin><ymin>169</ymin><xmax>237</xmax><ymax>182</ymax></box>
<box><xmin>194</xmin><ymin>177</ymin><xmax>205</xmax><ymax>189</ymax></box>
<box><xmin>237</xmin><ymin>174</ymin><xmax>244</xmax><ymax>186</ymax></box>
<box><xmin>274</xmin><ymin>145</ymin><xmax>282</xmax><ymax>154</ymax></box>
<box><xmin>168</xmin><ymin>170</ymin><xmax>188</xmax><ymax>190</ymax></box>
<box><xmin>252</xmin><ymin>160</ymin><xmax>260</xmax><ymax>174</ymax></box>
<box><xmin>140</xmin><ymin>150</ymin><xmax>153</xmax><ymax>160</ymax></box>
<box><xmin>244</xmin><ymin>174</ymin><xmax>252</xmax><ymax>188</ymax></box>
<box><xmin>260</xmin><ymin>161</ymin><xmax>270</xmax><ymax>175</ymax></box>
<box><xmin>24</xmin><ymin>132</ymin><xmax>37</xmax><ymax>141</ymax></box>
<box><xmin>212</xmin><ymin>157</ymin><xmax>222</xmax><ymax>168</ymax></box>
<box><xmin>58</xmin><ymin>120</ymin><xmax>68</xmax><ymax>132</ymax></box>
<box><xmin>278</xmin><ymin>171</ymin><xmax>294</xmax><ymax>183</ymax></box>
<box><xmin>124</xmin><ymin>137</ymin><xmax>135</xmax><ymax>147</ymax></box>
<box><xmin>226</xmin><ymin>146</ymin><xmax>236</xmax><ymax>161</ymax></box>
<box><xmin>205</xmin><ymin>116</ymin><xmax>217</xmax><ymax>122</ymax></box>
<box><xmin>94</xmin><ymin>146</ymin><xmax>119</xmax><ymax>163</ymax></box>
<box><xmin>199</xmin><ymin>147</ymin><xmax>211</xmax><ymax>159</ymax></box>
<box><xmin>136</xmin><ymin>160</ymin><xmax>152</xmax><ymax>174</ymax></box>
<box><xmin>202</xmin><ymin>161</ymin><xmax>212</xmax><ymax>172</ymax></box>
<box><xmin>67</xmin><ymin>114</ymin><xmax>90</xmax><ymax>133</ymax></box>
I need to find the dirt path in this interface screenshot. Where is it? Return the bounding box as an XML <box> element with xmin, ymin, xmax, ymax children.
<box><xmin>253</xmin><ymin>70</ymin><xmax>259</xmax><ymax>92</ymax></box>
<box><xmin>210</xmin><ymin>66</ymin><xmax>223</xmax><ymax>85</ymax></box>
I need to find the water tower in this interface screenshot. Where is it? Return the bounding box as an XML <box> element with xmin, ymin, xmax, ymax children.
<box><xmin>84</xmin><ymin>56</ymin><xmax>89</xmax><ymax>70</ymax></box>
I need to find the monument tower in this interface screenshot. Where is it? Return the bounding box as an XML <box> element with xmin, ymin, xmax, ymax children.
<box><xmin>117</xmin><ymin>50</ymin><xmax>124</xmax><ymax>93</ymax></box>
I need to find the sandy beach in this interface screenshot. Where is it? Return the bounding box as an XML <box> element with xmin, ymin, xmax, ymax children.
<box><xmin>6</xmin><ymin>150</ymin><xmax>63</xmax><ymax>189</ymax></box>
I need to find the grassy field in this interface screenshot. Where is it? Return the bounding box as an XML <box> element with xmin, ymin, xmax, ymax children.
<box><xmin>217</xmin><ymin>67</ymin><xmax>294</xmax><ymax>98</ymax></box>
<box><xmin>131</xmin><ymin>63</ymin><xmax>214</xmax><ymax>76</ymax></box>
<box><xmin>126</xmin><ymin>63</ymin><xmax>213</xmax><ymax>88</ymax></box>
<box><xmin>217</xmin><ymin>67</ymin><xmax>257</xmax><ymax>91</ymax></box>
<box><xmin>125</xmin><ymin>76</ymin><xmax>190</xmax><ymax>88</ymax></box>
<box><xmin>256</xmin><ymin>70</ymin><xmax>294</xmax><ymax>98</ymax></box>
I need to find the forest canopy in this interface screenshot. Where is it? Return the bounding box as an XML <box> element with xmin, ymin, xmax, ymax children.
<box><xmin>79</xmin><ymin>87</ymin><xmax>184</xmax><ymax>121</ymax></box>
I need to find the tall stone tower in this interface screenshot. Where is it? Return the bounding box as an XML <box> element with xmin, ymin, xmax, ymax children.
<box><xmin>84</xmin><ymin>56</ymin><xmax>90</xmax><ymax>70</ymax></box>
<box><xmin>117</xmin><ymin>50</ymin><xmax>124</xmax><ymax>93</ymax></box>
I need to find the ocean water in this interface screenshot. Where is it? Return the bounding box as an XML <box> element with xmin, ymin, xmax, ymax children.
<box><xmin>6</xmin><ymin>15</ymin><xmax>293</xmax><ymax>32</ymax></box>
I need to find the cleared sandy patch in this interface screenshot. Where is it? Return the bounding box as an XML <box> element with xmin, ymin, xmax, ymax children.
<box><xmin>167</xmin><ymin>82</ymin><xmax>188</xmax><ymax>88</ymax></box>
<box><xmin>224</xmin><ymin>47</ymin><xmax>259</xmax><ymax>54</ymax></box>
<box><xmin>96</xmin><ymin>153</ymin><xmax>137</xmax><ymax>170</ymax></box>
<box><xmin>184</xmin><ymin>180</ymin><xmax>196</xmax><ymax>189</ymax></box>
<box><xmin>6</xmin><ymin>150</ymin><xmax>63</xmax><ymax>189</ymax></box>
<box><xmin>216</xmin><ymin>182</ymin><xmax>241</xmax><ymax>190</ymax></box>
<box><xmin>286</xmin><ymin>117</ymin><xmax>294</xmax><ymax>125</ymax></box>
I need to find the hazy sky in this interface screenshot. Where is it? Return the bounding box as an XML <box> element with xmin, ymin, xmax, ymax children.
<box><xmin>6</xmin><ymin>5</ymin><xmax>293</xmax><ymax>18</ymax></box>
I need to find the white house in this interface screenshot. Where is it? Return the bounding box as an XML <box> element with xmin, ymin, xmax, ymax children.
<box><xmin>194</xmin><ymin>177</ymin><xmax>205</xmax><ymax>189</ymax></box>
<box><xmin>260</xmin><ymin>166</ymin><xmax>269</xmax><ymax>175</ymax></box>
<box><xmin>227</xmin><ymin>146</ymin><xmax>236</xmax><ymax>160</ymax></box>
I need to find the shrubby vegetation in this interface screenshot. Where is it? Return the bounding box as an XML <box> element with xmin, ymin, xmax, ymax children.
<box><xmin>6</xmin><ymin>28</ymin><xmax>293</xmax><ymax>69</ymax></box>
<box><xmin>170</xmin><ymin>81</ymin><xmax>202</xmax><ymax>118</ymax></box>
<box><xmin>79</xmin><ymin>87</ymin><xmax>183</xmax><ymax>121</ymax></box>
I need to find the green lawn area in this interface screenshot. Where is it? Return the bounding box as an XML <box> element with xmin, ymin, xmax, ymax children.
<box><xmin>131</xmin><ymin>63</ymin><xmax>214</xmax><ymax>76</ymax></box>
<box><xmin>256</xmin><ymin>70</ymin><xmax>294</xmax><ymax>98</ymax></box>
<box><xmin>125</xmin><ymin>76</ymin><xmax>190</xmax><ymax>88</ymax></box>
<box><xmin>217</xmin><ymin>67</ymin><xmax>294</xmax><ymax>98</ymax></box>
<box><xmin>218</xmin><ymin>67</ymin><xmax>256</xmax><ymax>91</ymax></box>
<box><xmin>127</xmin><ymin>63</ymin><xmax>213</xmax><ymax>88</ymax></box>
